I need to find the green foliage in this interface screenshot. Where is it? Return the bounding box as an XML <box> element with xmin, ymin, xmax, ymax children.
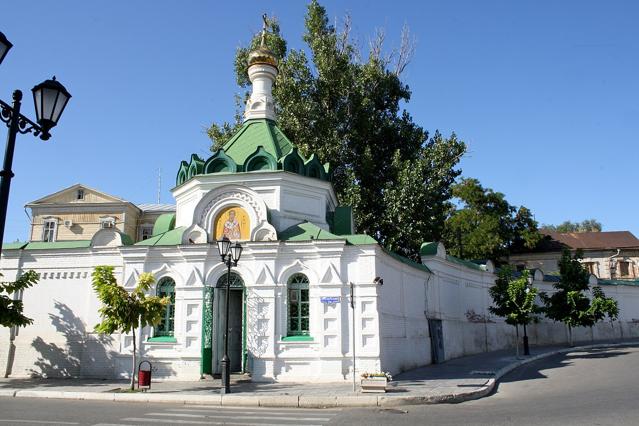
<box><xmin>0</xmin><ymin>270</ymin><xmax>39</xmax><ymax>328</ymax></box>
<box><xmin>542</xmin><ymin>219</ymin><xmax>602</xmax><ymax>233</ymax></box>
<box><xmin>541</xmin><ymin>250</ymin><xmax>618</xmax><ymax>335</ymax></box>
<box><xmin>207</xmin><ymin>1</ymin><xmax>465</xmax><ymax>260</ymax></box>
<box><xmin>92</xmin><ymin>266</ymin><xmax>168</xmax><ymax>389</ymax></box>
<box><xmin>489</xmin><ymin>268</ymin><xmax>540</xmax><ymax>327</ymax></box>
<box><xmin>443</xmin><ymin>178</ymin><xmax>542</xmax><ymax>260</ymax></box>
<box><xmin>93</xmin><ymin>266</ymin><xmax>168</xmax><ymax>335</ymax></box>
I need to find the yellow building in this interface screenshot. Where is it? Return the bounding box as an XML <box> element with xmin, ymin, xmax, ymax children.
<box><xmin>26</xmin><ymin>184</ymin><xmax>174</xmax><ymax>243</ymax></box>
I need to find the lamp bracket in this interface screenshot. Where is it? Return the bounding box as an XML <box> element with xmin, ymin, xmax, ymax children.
<box><xmin>0</xmin><ymin>98</ymin><xmax>49</xmax><ymax>140</ymax></box>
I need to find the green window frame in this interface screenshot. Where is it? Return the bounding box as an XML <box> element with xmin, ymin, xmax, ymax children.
<box><xmin>287</xmin><ymin>273</ymin><xmax>310</xmax><ymax>336</ymax></box>
<box><xmin>154</xmin><ymin>277</ymin><xmax>175</xmax><ymax>337</ymax></box>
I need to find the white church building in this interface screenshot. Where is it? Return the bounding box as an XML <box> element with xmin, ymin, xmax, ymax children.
<box><xmin>2</xmin><ymin>26</ymin><xmax>639</xmax><ymax>383</ymax></box>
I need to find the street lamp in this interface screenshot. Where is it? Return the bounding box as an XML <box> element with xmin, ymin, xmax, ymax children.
<box><xmin>523</xmin><ymin>272</ymin><xmax>534</xmax><ymax>356</ymax></box>
<box><xmin>216</xmin><ymin>237</ymin><xmax>243</xmax><ymax>394</ymax></box>
<box><xmin>0</xmin><ymin>32</ymin><xmax>71</xmax><ymax>256</ymax></box>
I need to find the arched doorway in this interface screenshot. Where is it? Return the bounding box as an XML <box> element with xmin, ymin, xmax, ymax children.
<box><xmin>212</xmin><ymin>272</ymin><xmax>245</xmax><ymax>374</ymax></box>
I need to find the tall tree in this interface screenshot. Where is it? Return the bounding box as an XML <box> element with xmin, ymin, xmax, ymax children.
<box><xmin>92</xmin><ymin>266</ymin><xmax>168</xmax><ymax>390</ymax></box>
<box><xmin>443</xmin><ymin>178</ymin><xmax>542</xmax><ymax>260</ymax></box>
<box><xmin>541</xmin><ymin>249</ymin><xmax>619</xmax><ymax>346</ymax></box>
<box><xmin>208</xmin><ymin>1</ymin><xmax>465</xmax><ymax>260</ymax></box>
<box><xmin>542</xmin><ymin>219</ymin><xmax>603</xmax><ymax>233</ymax></box>
<box><xmin>0</xmin><ymin>271</ymin><xmax>38</xmax><ymax>328</ymax></box>
<box><xmin>489</xmin><ymin>268</ymin><xmax>541</xmax><ymax>357</ymax></box>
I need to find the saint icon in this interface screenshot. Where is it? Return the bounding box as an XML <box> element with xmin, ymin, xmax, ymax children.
<box><xmin>223</xmin><ymin>209</ymin><xmax>241</xmax><ymax>240</ymax></box>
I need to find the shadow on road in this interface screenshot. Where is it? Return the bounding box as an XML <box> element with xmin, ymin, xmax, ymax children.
<box><xmin>492</xmin><ymin>347</ymin><xmax>632</xmax><ymax>391</ymax></box>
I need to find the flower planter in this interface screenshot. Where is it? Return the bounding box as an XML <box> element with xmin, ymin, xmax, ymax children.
<box><xmin>360</xmin><ymin>377</ymin><xmax>388</xmax><ymax>393</ymax></box>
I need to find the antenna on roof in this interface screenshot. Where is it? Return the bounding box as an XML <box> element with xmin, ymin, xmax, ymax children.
<box><xmin>157</xmin><ymin>168</ymin><xmax>161</xmax><ymax>204</ymax></box>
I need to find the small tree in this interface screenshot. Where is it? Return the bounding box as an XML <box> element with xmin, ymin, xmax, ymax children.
<box><xmin>542</xmin><ymin>249</ymin><xmax>618</xmax><ymax>346</ymax></box>
<box><xmin>489</xmin><ymin>267</ymin><xmax>540</xmax><ymax>357</ymax></box>
<box><xmin>92</xmin><ymin>266</ymin><xmax>168</xmax><ymax>390</ymax></box>
<box><xmin>0</xmin><ymin>271</ymin><xmax>39</xmax><ymax>328</ymax></box>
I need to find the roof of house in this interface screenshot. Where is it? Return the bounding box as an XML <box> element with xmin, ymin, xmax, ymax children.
<box><xmin>136</xmin><ymin>203</ymin><xmax>176</xmax><ymax>213</ymax></box>
<box><xmin>544</xmin><ymin>231</ymin><xmax>639</xmax><ymax>250</ymax></box>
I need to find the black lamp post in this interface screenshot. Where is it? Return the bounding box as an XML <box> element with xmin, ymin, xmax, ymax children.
<box><xmin>523</xmin><ymin>273</ymin><xmax>533</xmax><ymax>356</ymax></box>
<box><xmin>216</xmin><ymin>237</ymin><xmax>243</xmax><ymax>394</ymax></box>
<box><xmin>0</xmin><ymin>31</ymin><xmax>71</xmax><ymax>256</ymax></box>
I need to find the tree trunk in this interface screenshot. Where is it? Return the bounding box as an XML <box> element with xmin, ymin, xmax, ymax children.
<box><xmin>131</xmin><ymin>328</ymin><xmax>136</xmax><ymax>391</ymax></box>
<box><xmin>515</xmin><ymin>325</ymin><xmax>520</xmax><ymax>358</ymax></box>
<box><xmin>568</xmin><ymin>326</ymin><xmax>573</xmax><ymax>347</ymax></box>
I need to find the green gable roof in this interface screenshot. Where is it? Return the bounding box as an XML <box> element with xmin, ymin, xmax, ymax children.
<box><xmin>24</xmin><ymin>240</ymin><xmax>92</xmax><ymax>250</ymax></box>
<box><xmin>223</xmin><ymin>119</ymin><xmax>293</xmax><ymax>166</ymax></box>
<box><xmin>134</xmin><ymin>227</ymin><xmax>186</xmax><ymax>246</ymax></box>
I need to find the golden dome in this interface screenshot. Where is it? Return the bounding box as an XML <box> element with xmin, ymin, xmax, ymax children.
<box><xmin>247</xmin><ymin>45</ymin><xmax>278</xmax><ymax>68</ymax></box>
<box><xmin>247</xmin><ymin>14</ymin><xmax>278</xmax><ymax>69</ymax></box>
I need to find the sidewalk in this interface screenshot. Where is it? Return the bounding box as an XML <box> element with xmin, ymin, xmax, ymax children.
<box><xmin>1</xmin><ymin>339</ymin><xmax>637</xmax><ymax>408</ymax></box>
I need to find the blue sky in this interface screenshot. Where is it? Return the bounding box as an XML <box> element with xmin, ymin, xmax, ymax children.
<box><xmin>1</xmin><ymin>1</ymin><xmax>638</xmax><ymax>242</ymax></box>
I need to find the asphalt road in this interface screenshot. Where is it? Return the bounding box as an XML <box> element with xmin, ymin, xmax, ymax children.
<box><xmin>0</xmin><ymin>345</ymin><xmax>637</xmax><ymax>426</ymax></box>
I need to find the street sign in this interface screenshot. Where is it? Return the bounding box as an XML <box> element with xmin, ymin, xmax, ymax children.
<box><xmin>320</xmin><ymin>296</ymin><xmax>340</xmax><ymax>304</ymax></box>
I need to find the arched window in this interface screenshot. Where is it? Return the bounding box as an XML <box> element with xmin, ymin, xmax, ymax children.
<box><xmin>287</xmin><ymin>273</ymin><xmax>310</xmax><ymax>336</ymax></box>
<box><xmin>216</xmin><ymin>272</ymin><xmax>244</xmax><ymax>289</ymax></box>
<box><xmin>155</xmin><ymin>277</ymin><xmax>176</xmax><ymax>337</ymax></box>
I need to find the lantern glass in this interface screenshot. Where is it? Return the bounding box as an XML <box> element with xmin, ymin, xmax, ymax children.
<box><xmin>217</xmin><ymin>238</ymin><xmax>231</xmax><ymax>259</ymax></box>
<box><xmin>31</xmin><ymin>77</ymin><xmax>71</xmax><ymax>132</ymax></box>
<box><xmin>230</xmin><ymin>243</ymin><xmax>243</xmax><ymax>263</ymax></box>
<box><xmin>0</xmin><ymin>31</ymin><xmax>12</xmax><ymax>65</ymax></box>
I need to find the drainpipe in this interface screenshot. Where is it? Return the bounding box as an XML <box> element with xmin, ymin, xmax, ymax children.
<box><xmin>607</xmin><ymin>249</ymin><xmax>621</xmax><ymax>279</ymax></box>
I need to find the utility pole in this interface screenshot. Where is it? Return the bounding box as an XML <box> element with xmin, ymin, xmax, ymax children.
<box><xmin>157</xmin><ymin>168</ymin><xmax>161</xmax><ymax>204</ymax></box>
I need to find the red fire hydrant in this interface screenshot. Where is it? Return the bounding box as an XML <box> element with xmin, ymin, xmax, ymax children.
<box><xmin>138</xmin><ymin>360</ymin><xmax>152</xmax><ymax>391</ymax></box>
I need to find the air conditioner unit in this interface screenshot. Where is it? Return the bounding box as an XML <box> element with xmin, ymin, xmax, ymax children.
<box><xmin>64</xmin><ymin>220</ymin><xmax>73</xmax><ymax>227</ymax></box>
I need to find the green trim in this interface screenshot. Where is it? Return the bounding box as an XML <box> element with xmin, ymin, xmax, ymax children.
<box><xmin>281</xmin><ymin>335</ymin><xmax>314</xmax><ymax>342</ymax></box>
<box><xmin>245</xmin><ymin>146</ymin><xmax>277</xmax><ymax>172</ymax></box>
<box><xmin>304</xmin><ymin>154</ymin><xmax>326</xmax><ymax>180</ymax></box>
<box><xmin>201</xmin><ymin>286</ymin><xmax>213</xmax><ymax>375</ymax></box>
<box><xmin>445</xmin><ymin>255</ymin><xmax>487</xmax><ymax>271</ymax></box>
<box><xmin>281</xmin><ymin>147</ymin><xmax>306</xmax><ymax>175</ymax></box>
<box><xmin>204</xmin><ymin>148</ymin><xmax>237</xmax><ymax>174</ymax></box>
<box><xmin>279</xmin><ymin>221</ymin><xmax>343</xmax><ymax>242</ymax></box>
<box><xmin>176</xmin><ymin>161</ymin><xmax>189</xmax><ymax>186</ymax></box>
<box><xmin>420</xmin><ymin>242</ymin><xmax>439</xmax><ymax>256</ymax></box>
<box><xmin>147</xmin><ymin>336</ymin><xmax>177</xmax><ymax>343</ymax></box>
<box><xmin>382</xmin><ymin>248</ymin><xmax>432</xmax><ymax>273</ymax></box>
<box><xmin>188</xmin><ymin>154</ymin><xmax>205</xmax><ymax>179</ymax></box>
<box><xmin>24</xmin><ymin>240</ymin><xmax>92</xmax><ymax>250</ymax></box>
<box><xmin>1</xmin><ymin>241</ymin><xmax>28</xmax><ymax>250</ymax></box>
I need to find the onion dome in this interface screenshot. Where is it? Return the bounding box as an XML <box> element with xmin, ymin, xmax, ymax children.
<box><xmin>247</xmin><ymin>14</ymin><xmax>278</xmax><ymax>69</ymax></box>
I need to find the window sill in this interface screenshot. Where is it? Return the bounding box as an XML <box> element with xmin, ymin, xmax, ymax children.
<box><xmin>280</xmin><ymin>335</ymin><xmax>314</xmax><ymax>342</ymax></box>
<box><xmin>147</xmin><ymin>336</ymin><xmax>177</xmax><ymax>343</ymax></box>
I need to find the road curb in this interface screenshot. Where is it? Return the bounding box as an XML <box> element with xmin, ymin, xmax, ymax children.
<box><xmin>1</xmin><ymin>342</ymin><xmax>633</xmax><ymax>408</ymax></box>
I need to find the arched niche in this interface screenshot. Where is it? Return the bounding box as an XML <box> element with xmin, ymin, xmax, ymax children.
<box><xmin>192</xmin><ymin>184</ymin><xmax>276</xmax><ymax>242</ymax></box>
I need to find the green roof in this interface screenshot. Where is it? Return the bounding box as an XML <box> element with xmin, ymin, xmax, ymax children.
<box><xmin>134</xmin><ymin>227</ymin><xmax>186</xmax><ymax>246</ymax></box>
<box><xmin>445</xmin><ymin>255</ymin><xmax>487</xmax><ymax>271</ymax></box>
<box><xmin>2</xmin><ymin>242</ymin><xmax>28</xmax><ymax>250</ymax></box>
<box><xmin>382</xmin><ymin>248</ymin><xmax>431</xmax><ymax>273</ymax></box>
<box><xmin>279</xmin><ymin>221</ymin><xmax>343</xmax><ymax>242</ymax></box>
<box><xmin>152</xmin><ymin>213</ymin><xmax>176</xmax><ymax>236</ymax></box>
<box><xmin>24</xmin><ymin>240</ymin><xmax>92</xmax><ymax>250</ymax></box>
<box><xmin>223</xmin><ymin>119</ymin><xmax>293</xmax><ymax>166</ymax></box>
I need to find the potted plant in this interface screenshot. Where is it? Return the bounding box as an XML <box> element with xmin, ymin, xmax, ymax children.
<box><xmin>360</xmin><ymin>371</ymin><xmax>392</xmax><ymax>393</ymax></box>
